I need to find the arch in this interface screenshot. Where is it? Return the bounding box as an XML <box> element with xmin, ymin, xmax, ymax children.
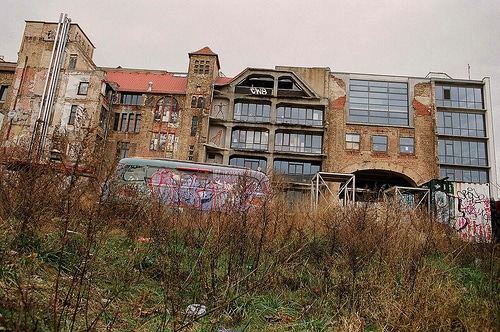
<box><xmin>340</xmin><ymin>162</ymin><xmax>425</xmax><ymax>190</ymax></box>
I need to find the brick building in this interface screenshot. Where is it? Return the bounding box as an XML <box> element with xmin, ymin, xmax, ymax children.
<box><xmin>1</xmin><ymin>17</ymin><xmax>498</xmax><ymax>201</ymax></box>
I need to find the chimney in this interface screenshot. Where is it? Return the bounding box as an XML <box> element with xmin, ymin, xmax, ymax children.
<box><xmin>147</xmin><ymin>81</ymin><xmax>153</xmax><ymax>91</ymax></box>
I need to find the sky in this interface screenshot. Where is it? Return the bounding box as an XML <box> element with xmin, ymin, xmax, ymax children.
<box><xmin>1</xmin><ymin>0</ymin><xmax>499</xmax><ymax>189</ymax></box>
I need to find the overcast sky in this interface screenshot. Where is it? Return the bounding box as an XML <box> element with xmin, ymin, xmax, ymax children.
<box><xmin>2</xmin><ymin>0</ymin><xmax>499</xmax><ymax>188</ymax></box>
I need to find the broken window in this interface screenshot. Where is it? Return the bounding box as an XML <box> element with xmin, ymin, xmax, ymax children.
<box><xmin>150</xmin><ymin>132</ymin><xmax>167</xmax><ymax>151</ymax></box>
<box><xmin>435</xmin><ymin>84</ymin><xmax>483</xmax><ymax>109</ymax></box>
<box><xmin>237</xmin><ymin>75</ymin><xmax>274</xmax><ymax>89</ymax></box>
<box><xmin>278</xmin><ymin>77</ymin><xmax>301</xmax><ymax>91</ymax></box>
<box><xmin>155</xmin><ymin>97</ymin><xmax>179</xmax><ymax>122</ymax></box>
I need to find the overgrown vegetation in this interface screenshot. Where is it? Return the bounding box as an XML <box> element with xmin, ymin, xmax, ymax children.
<box><xmin>0</xmin><ymin>150</ymin><xmax>499</xmax><ymax>331</ymax></box>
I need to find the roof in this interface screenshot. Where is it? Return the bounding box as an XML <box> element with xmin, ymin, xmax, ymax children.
<box><xmin>0</xmin><ymin>61</ymin><xmax>17</xmax><ymax>71</ymax></box>
<box><xmin>189</xmin><ymin>46</ymin><xmax>217</xmax><ymax>56</ymax></box>
<box><xmin>189</xmin><ymin>46</ymin><xmax>221</xmax><ymax>69</ymax></box>
<box><xmin>215</xmin><ymin>76</ymin><xmax>233</xmax><ymax>85</ymax></box>
<box><xmin>106</xmin><ymin>71</ymin><xmax>187</xmax><ymax>94</ymax></box>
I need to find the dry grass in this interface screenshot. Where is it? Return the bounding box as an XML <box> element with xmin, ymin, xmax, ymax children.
<box><xmin>0</xmin><ymin>160</ymin><xmax>498</xmax><ymax>331</ymax></box>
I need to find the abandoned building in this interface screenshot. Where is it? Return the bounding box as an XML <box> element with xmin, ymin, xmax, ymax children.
<box><xmin>1</xmin><ymin>16</ymin><xmax>499</xmax><ymax>240</ymax></box>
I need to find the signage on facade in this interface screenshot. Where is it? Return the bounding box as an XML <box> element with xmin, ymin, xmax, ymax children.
<box><xmin>250</xmin><ymin>87</ymin><xmax>269</xmax><ymax>95</ymax></box>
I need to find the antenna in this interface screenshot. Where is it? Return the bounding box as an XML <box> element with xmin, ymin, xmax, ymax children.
<box><xmin>468</xmin><ymin>64</ymin><xmax>471</xmax><ymax>80</ymax></box>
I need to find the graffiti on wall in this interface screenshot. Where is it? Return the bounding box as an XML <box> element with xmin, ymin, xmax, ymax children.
<box><xmin>432</xmin><ymin>181</ymin><xmax>492</xmax><ymax>242</ymax></box>
<box><xmin>454</xmin><ymin>183</ymin><xmax>492</xmax><ymax>241</ymax></box>
<box><xmin>147</xmin><ymin>168</ymin><xmax>261</xmax><ymax>211</ymax></box>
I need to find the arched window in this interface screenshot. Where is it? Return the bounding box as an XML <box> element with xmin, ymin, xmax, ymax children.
<box><xmin>197</xmin><ymin>97</ymin><xmax>204</xmax><ymax>108</ymax></box>
<box><xmin>191</xmin><ymin>96</ymin><xmax>197</xmax><ymax>108</ymax></box>
<box><xmin>155</xmin><ymin>97</ymin><xmax>179</xmax><ymax>123</ymax></box>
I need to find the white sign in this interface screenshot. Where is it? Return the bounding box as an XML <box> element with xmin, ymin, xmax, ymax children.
<box><xmin>250</xmin><ymin>87</ymin><xmax>268</xmax><ymax>95</ymax></box>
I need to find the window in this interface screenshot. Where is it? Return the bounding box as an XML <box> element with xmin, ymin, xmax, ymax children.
<box><xmin>438</xmin><ymin>139</ymin><xmax>487</xmax><ymax>166</ymax></box>
<box><xmin>78</xmin><ymin>82</ymin><xmax>89</xmax><ymax>95</ymax></box>
<box><xmin>0</xmin><ymin>85</ymin><xmax>9</xmax><ymax>101</ymax></box>
<box><xmin>345</xmin><ymin>133</ymin><xmax>360</xmax><ymax>150</ymax></box>
<box><xmin>435</xmin><ymin>85</ymin><xmax>483</xmax><ymax>109</ymax></box>
<box><xmin>440</xmin><ymin>167</ymin><xmax>488</xmax><ymax>183</ymax></box>
<box><xmin>237</xmin><ymin>75</ymin><xmax>274</xmax><ymax>89</ymax></box>
<box><xmin>278</xmin><ymin>77</ymin><xmax>302</xmax><ymax>91</ymax></box>
<box><xmin>399</xmin><ymin>137</ymin><xmax>414</xmax><ymax>154</ymax></box>
<box><xmin>98</xmin><ymin>106</ymin><xmax>108</xmax><ymax>129</ymax></box>
<box><xmin>150</xmin><ymin>132</ymin><xmax>175</xmax><ymax>152</ymax></box>
<box><xmin>233</xmin><ymin>101</ymin><xmax>271</xmax><ymax>122</ymax></box>
<box><xmin>276</xmin><ymin>105</ymin><xmax>323</xmax><ymax>126</ymax></box>
<box><xmin>120</xmin><ymin>93</ymin><xmax>142</xmax><ymax>105</ymax></box>
<box><xmin>273</xmin><ymin>159</ymin><xmax>321</xmax><ymax>183</ymax></box>
<box><xmin>193</xmin><ymin>60</ymin><xmax>210</xmax><ymax>75</ymax></box>
<box><xmin>113</xmin><ymin>112</ymin><xmax>141</xmax><ymax>133</ymax></box>
<box><xmin>188</xmin><ymin>145</ymin><xmax>194</xmax><ymax>160</ymax></box>
<box><xmin>190</xmin><ymin>116</ymin><xmax>198</xmax><ymax>136</ymax></box>
<box><xmin>197</xmin><ymin>97</ymin><xmax>204</xmax><ymax>108</ymax></box>
<box><xmin>154</xmin><ymin>97</ymin><xmax>179</xmax><ymax>122</ymax></box>
<box><xmin>230</xmin><ymin>156</ymin><xmax>267</xmax><ymax>172</ymax></box>
<box><xmin>68</xmin><ymin>105</ymin><xmax>78</xmax><ymax>125</ymax></box>
<box><xmin>372</xmin><ymin>135</ymin><xmax>388</xmax><ymax>152</ymax></box>
<box><xmin>275</xmin><ymin>132</ymin><xmax>322</xmax><ymax>154</ymax></box>
<box><xmin>190</xmin><ymin>96</ymin><xmax>204</xmax><ymax>109</ymax></box>
<box><xmin>437</xmin><ymin>111</ymin><xmax>485</xmax><ymax>137</ymax></box>
<box><xmin>231</xmin><ymin>129</ymin><xmax>269</xmax><ymax>150</ymax></box>
<box><xmin>118</xmin><ymin>142</ymin><xmax>130</xmax><ymax>159</ymax></box>
<box><xmin>150</xmin><ymin>133</ymin><xmax>166</xmax><ymax>151</ymax></box>
<box><xmin>277</xmin><ymin>77</ymin><xmax>307</xmax><ymax>97</ymax></box>
<box><xmin>349</xmin><ymin>80</ymin><xmax>408</xmax><ymax>125</ymax></box>
<box><xmin>68</xmin><ymin>55</ymin><xmax>77</xmax><ymax>69</ymax></box>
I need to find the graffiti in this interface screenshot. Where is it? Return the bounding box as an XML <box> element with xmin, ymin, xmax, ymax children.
<box><xmin>434</xmin><ymin>190</ymin><xmax>452</xmax><ymax>224</ymax></box>
<box><xmin>147</xmin><ymin>168</ymin><xmax>258</xmax><ymax>211</ymax></box>
<box><xmin>455</xmin><ymin>186</ymin><xmax>492</xmax><ymax>242</ymax></box>
<box><xmin>210</xmin><ymin>129</ymin><xmax>223</xmax><ymax>146</ymax></box>
<box><xmin>432</xmin><ymin>182</ymin><xmax>492</xmax><ymax>242</ymax></box>
<box><xmin>250</xmin><ymin>87</ymin><xmax>268</xmax><ymax>95</ymax></box>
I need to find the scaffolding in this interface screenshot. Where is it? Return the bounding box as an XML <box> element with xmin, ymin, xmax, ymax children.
<box><xmin>311</xmin><ymin>172</ymin><xmax>355</xmax><ymax>211</ymax></box>
<box><xmin>383</xmin><ymin>186</ymin><xmax>430</xmax><ymax>213</ymax></box>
